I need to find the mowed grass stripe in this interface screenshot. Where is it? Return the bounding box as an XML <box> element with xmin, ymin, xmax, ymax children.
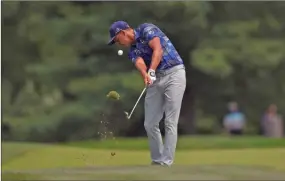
<box><xmin>3</xmin><ymin>164</ymin><xmax>285</xmax><ymax>180</ymax></box>
<box><xmin>2</xmin><ymin>143</ymin><xmax>285</xmax><ymax>171</ymax></box>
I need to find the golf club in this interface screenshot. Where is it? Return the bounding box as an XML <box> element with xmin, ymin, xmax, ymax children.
<box><xmin>124</xmin><ymin>87</ymin><xmax>146</xmax><ymax>119</ymax></box>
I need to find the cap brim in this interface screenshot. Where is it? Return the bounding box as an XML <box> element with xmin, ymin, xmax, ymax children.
<box><xmin>107</xmin><ymin>37</ymin><xmax>115</xmax><ymax>45</ymax></box>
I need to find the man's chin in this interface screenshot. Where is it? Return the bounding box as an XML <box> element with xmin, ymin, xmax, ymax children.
<box><xmin>122</xmin><ymin>44</ymin><xmax>131</xmax><ymax>47</ymax></box>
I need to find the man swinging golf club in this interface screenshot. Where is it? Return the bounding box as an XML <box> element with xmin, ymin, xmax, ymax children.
<box><xmin>108</xmin><ymin>21</ymin><xmax>186</xmax><ymax>166</ymax></box>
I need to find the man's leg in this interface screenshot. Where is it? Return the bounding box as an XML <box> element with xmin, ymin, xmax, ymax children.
<box><xmin>162</xmin><ymin>68</ymin><xmax>186</xmax><ymax>166</ymax></box>
<box><xmin>144</xmin><ymin>81</ymin><xmax>165</xmax><ymax>163</ymax></box>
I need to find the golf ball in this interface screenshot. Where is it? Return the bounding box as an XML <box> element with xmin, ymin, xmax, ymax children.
<box><xmin>118</xmin><ymin>50</ymin><xmax>123</xmax><ymax>56</ymax></box>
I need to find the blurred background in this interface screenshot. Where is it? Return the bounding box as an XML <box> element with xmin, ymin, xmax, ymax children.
<box><xmin>2</xmin><ymin>1</ymin><xmax>285</xmax><ymax>143</ymax></box>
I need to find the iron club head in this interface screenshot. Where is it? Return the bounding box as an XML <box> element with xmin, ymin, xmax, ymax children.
<box><xmin>124</xmin><ymin>111</ymin><xmax>130</xmax><ymax>119</ymax></box>
<box><xmin>122</xmin><ymin>87</ymin><xmax>146</xmax><ymax>120</ymax></box>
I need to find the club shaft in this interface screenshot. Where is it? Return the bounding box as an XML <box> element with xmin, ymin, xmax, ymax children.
<box><xmin>128</xmin><ymin>87</ymin><xmax>146</xmax><ymax>118</ymax></box>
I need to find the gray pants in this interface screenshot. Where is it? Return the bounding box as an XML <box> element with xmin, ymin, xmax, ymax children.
<box><xmin>144</xmin><ymin>64</ymin><xmax>186</xmax><ymax>166</ymax></box>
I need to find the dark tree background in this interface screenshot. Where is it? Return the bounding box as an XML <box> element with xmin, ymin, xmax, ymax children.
<box><xmin>2</xmin><ymin>1</ymin><xmax>285</xmax><ymax>142</ymax></box>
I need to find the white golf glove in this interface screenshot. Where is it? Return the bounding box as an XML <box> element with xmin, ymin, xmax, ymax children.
<box><xmin>148</xmin><ymin>69</ymin><xmax>156</xmax><ymax>84</ymax></box>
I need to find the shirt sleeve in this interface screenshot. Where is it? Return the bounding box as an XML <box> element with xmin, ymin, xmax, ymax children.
<box><xmin>128</xmin><ymin>48</ymin><xmax>141</xmax><ymax>64</ymax></box>
<box><xmin>142</xmin><ymin>26</ymin><xmax>160</xmax><ymax>42</ymax></box>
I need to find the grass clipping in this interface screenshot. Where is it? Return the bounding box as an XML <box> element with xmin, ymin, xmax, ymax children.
<box><xmin>100</xmin><ymin>91</ymin><xmax>121</xmax><ymax>141</ymax></box>
<box><xmin>106</xmin><ymin>91</ymin><xmax>120</xmax><ymax>100</ymax></box>
<box><xmin>104</xmin><ymin>90</ymin><xmax>121</xmax><ymax>157</ymax></box>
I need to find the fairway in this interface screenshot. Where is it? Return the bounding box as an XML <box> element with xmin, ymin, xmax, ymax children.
<box><xmin>2</xmin><ymin>142</ymin><xmax>285</xmax><ymax>180</ymax></box>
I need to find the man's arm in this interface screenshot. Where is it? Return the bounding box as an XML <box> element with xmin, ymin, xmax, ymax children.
<box><xmin>142</xmin><ymin>27</ymin><xmax>163</xmax><ymax>71</ymax></box>
<box><xmin>129</xmin><ymin>48</ymin><xmax>146</xmax><ymax>75</ymax></box>
<box><xmin>128</xmin><ymin>48</ymin><xmax>151</xmax><ymax>85</ymax></box>
<box><xmin>148</xmin><ymin>37</ymin><xmax>163</xmax><ymax>71</ymax></box>
<box><xmin>135</xmin><ymin>57</ymin><xmax>152</xmax><ymax>85</ymax></box>
<box><xmin>135</xmin><ymin>57</ymin><xmax>148</xmax><ymax>78</ymax></box>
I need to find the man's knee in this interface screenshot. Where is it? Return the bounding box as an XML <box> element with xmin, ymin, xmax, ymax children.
<box><xmin>144</xmin><ymin>121</ymin><xmax>150</xmax><ymax>131</ymax></box>
<box><xmin>164</xmin><ymin>106</ymin><xmax>180</xmax><ymax>135</ymax></box>
<box><xmin>164</xmin><ymin>120</ymin><xmax>178</xmax><ymax>135</ymax></box>
<box><xmin>144</xmin><ymin>121</ymin><xmax>158</xmax><ymax>132</ymax></box>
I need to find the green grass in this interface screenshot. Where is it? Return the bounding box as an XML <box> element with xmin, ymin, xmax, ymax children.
<box><xmin>64</xmin><ymin>136</ymin><xmax>285</xmax><ymax>150</ymax></box>
<box><xmin>2</xmin><ymin>143</ymin><xmax>45</xmax><ymax>164</ymax></box>
<box><xmin>2</xmin><ymin>137</ymin><xmax>285</xmax><ymax>180</ymax></box>
<box><xmin>3</xmin><ymin>143</ymin><xmax>285</xmax><ymax>171</ymax></box>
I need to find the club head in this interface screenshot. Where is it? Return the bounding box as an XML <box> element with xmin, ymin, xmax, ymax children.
<box><xmin>124</xmin><ymin>111</ymin><xmax>130</xmax><ymax>119</ymax></box>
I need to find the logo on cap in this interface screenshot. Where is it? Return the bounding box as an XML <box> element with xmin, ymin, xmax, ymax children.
<box><xmin>116</xmin><ymin>28</ymin><xmax>120</xmax><ymax>34</ymax></box>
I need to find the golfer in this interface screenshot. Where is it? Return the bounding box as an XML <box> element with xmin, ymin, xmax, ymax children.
<box><xmin>108</xmin><ymin>21</ymin><xmax>186</xmax><ymax>166</ymax></box>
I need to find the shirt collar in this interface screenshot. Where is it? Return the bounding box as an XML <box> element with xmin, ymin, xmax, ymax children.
<box><xmin>130</xmin><ymin>29</ymin><xmax>140</xmax><ymax>47</ymax></box>
<box><xmin>134</xmin><ymin>28</ymin><xmax>140</xmax><ymax>40</ymax></box>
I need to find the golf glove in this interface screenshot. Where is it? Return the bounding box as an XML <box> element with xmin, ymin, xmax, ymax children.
<box><xmin>148</xmin><ymin>69</ymin><xmax>156</xmax><ymax>83</ymax></box>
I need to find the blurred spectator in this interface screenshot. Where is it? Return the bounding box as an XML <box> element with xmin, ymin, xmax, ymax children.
<box><xmin>261</xmin><ymin>104</ymin><xmax>283</xmax><ymax>138</ymax></box>
<box><xmin>223</xmin><ymin>102</ymin><xmax>246</xmax><ymax>135</ymax></box>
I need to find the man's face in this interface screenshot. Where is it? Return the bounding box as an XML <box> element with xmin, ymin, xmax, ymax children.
<box><xmin>114</xmin><ymin>30</ymin><xmax>132</xmax><ymax>47</ymax></box>
<box><xmin>228</xmin><ymin>102</ymin><xmax>238</xmax><ymax>112</ymax></box>
<box><xmin>268</xmin><ymin>104</ymin><xmax>277</xmax><ymax>114</ymax></box>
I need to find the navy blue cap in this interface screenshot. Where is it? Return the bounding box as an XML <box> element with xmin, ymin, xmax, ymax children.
<box><xmin>108</xmin><ymin>21</ymin><xmax>130</xmax><ymax>45</ymax></box>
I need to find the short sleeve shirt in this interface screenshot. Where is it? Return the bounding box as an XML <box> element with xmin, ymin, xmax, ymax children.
<box><xmin>128</xmin><ymin>23</ymin><xmax>183</xmax><ymax>71</ymax></box>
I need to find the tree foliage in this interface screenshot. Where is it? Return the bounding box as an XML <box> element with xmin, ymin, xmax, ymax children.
<box><xmin>2</xmin><ymin>2</ymin><xmax>285</xmax><ymax>141</ymax></box>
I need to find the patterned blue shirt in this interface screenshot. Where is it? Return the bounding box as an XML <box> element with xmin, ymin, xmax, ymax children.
<box><xmin>128</xmin><ymin>23</ymin><xmax>184</xmax><ymax>71</ymax></box>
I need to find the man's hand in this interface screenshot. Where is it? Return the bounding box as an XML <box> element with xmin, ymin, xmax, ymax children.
<box><xmin>142</xmin><ymin>69</ymin><xmax>157</xmax><ymax>86</ymax></box>
<box><xmin>135</xmin><ymin>57</ymin><xmax>156</xmax><ymax>86</ymax></box>
<box><xmin>143</xmin><ymin>72</ymin><xmax>152</xmax><ymax>86</ymax></box>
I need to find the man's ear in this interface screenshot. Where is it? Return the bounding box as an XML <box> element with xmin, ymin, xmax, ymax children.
<box><xmin>121</xmin><ymin>30</ymin><xmax>127</xmax><ymax>35</ymax></box>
